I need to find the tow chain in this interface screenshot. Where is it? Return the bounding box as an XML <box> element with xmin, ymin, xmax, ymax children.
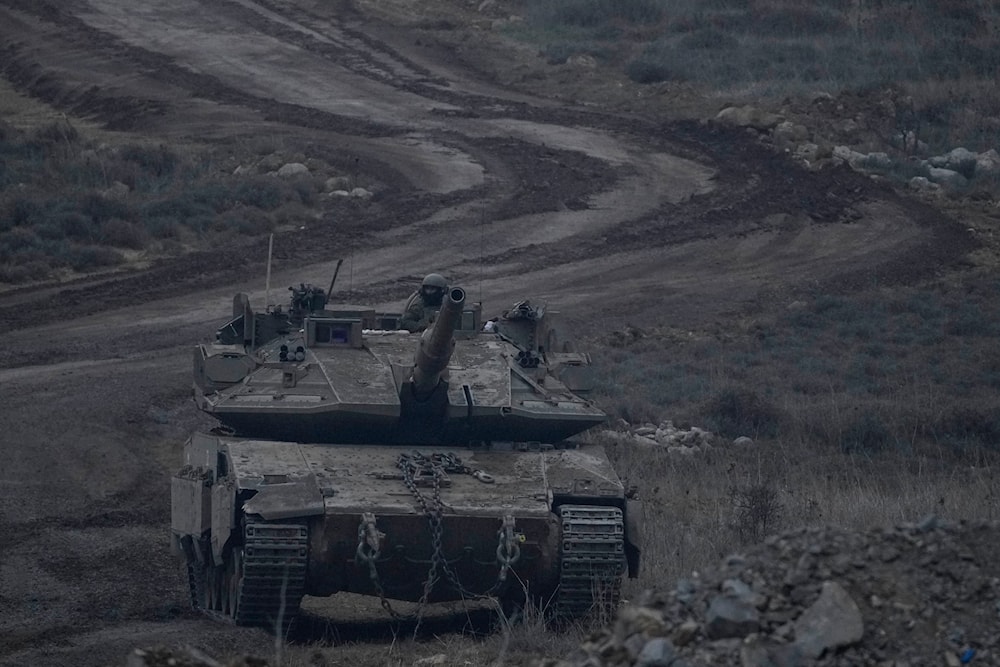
<box><xmin>355</xmin><ymin>451</ymin><xmax>521</xmax><ymax>629</ymax></box>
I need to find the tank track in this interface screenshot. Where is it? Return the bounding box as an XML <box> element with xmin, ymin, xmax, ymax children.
<box><xmin>554</xmin><ymin>505</ymin><xmax>626</xmax><ymax>619</ymax></box>
<box><xmin>232</xmin><ymin>521</ymin><xmax>309</xmax><ymax>628</ymax></box>
<box><xmin>188</xmin><ymin>521</ymin><xmax>309</xmax><ymax>630</ymax></box>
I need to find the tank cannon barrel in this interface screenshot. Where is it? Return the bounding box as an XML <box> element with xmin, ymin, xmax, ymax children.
<box><xmin>411</xmin><ymin>287</ymin><xmax>466</xmax><ymax>396</ymax></box>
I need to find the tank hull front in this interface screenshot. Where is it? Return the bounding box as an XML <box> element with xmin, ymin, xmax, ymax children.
<box><xmin>173</xmin><ymin>434</ymin><xmax>631</xmax><ymax>624</ymax></box>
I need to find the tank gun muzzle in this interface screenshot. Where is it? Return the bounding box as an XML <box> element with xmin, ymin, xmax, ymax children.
<box><xmin>411</xmin><ymin>287</ymin><xmax>466</xmax><ymax>397</ymax></box>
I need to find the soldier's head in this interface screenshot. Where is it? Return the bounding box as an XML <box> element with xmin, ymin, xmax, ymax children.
<box><xmin>420</xmin><ymin>273</ymin><xmax>447</xmax><ymax>306</ymax></box>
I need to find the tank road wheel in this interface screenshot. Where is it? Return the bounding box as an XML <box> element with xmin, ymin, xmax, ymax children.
<box><xmin>554</xmin><ymin>505</ymin><xmax>627</xmax><ymax>621</ymax></box>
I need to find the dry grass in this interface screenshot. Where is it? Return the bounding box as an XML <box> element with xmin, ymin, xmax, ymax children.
<box><xmin>505</xmin><ymin>0</ymin><xmax>1000</xmax><ymax>153</ymax></box>
<box><xmin>603</xmin><ymin>432</ymin><xmax>1000</xmax><ymax>599</ymax></box>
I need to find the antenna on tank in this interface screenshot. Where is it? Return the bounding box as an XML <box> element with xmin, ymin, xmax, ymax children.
<box><xmin>264</xmin><ymin>233</ymin><xmax>274</xmax><ymax>310</ymax></box>
<box><xmin>327</xmin><ymin>258</ymin><xmax>344</xmax><ymax>298</ymax></box>
<box><xmin>479</xmin><ymin>203</ymin><xmax>485</xmax><ymax>306</ymax></box>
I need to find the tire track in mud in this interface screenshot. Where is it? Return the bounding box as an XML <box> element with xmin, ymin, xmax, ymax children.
<box><xmin>0</xmin><ymin>0</ymin><xmax>978</xmax><ymax>331</ymax></box>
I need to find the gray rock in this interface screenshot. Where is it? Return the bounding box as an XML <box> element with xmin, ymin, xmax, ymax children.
<box><xmin>794</xmin><ymin>142</ymin><xmax>820</xmax><ymax>162</ymax></box>
<box><xmin>908</xmin><ymin>176</ymin><xmax>940</xmax><ymax>194</ymax></box>
<box><xmin>927</xmin><ymin>167</ymin><xmax>968</xmax><ymax>190</ymax></box>
<box><xmin>792</xmin><ymin>581</ymin><xmax>864</xmax><ymax>658</ymax></box>
<box><xmin>733</xmin><ymin>436</ymin><xmax>754</xmax><ymax>447</ymax></box>
<box><xmin>706</xmin><ymin>594</ymin><xmax>760</xmax><ymax>639</ymax></box>
<box><xmin>349</xmin><ymin>187</ymin><xmax>373</xmax><ymax>198</ymax></box>
<box><xmin>722</xmin><ymin>578</ymin><xmax>767</xmax><ymax>609</ymax></box>
<box><xmin>676</xmin><ymin>578</ymin><xmax>698</xmax><ymax>604</ymax></box>
<box><xmin>975</xmin><ymin>149</ymin><xmax>1000</xmax><ymax>177</ymax></box>
<box><xmin>277</xmin><ymin>162</ymin><xmax>309</xmax><ymax>177</ymax></box>
<box><xmin>324</xmin><ymin>175</ymin><xmax>352</xmax><ymax>191</ymax></box>
<box><xmin>634</xmin><ymin>435</ymin><xmax>660</xmax><ymax>448</ymax></box>
<box><xmin>103</xmin><ymin>181</ymin><xmax>130</xmax><ymax>200</ymax></box>
<box><xmin>944</xmin><ymin>147</ymin><xmax>978</xmax><ymax>174</ymax></box>
<box><xmin>773</xmin><ymin>121</ymin><xmax>809</xmax><ymax>143</ymax></box>
<box><xmin>832</xmin><ymin>145</ymin><xmax>865</xmax><ymax>168</ymax></box>
<box><xmin>862</xmin><ymin>152</ymin><xmax>892</xmax><ymax>171</ymax></box>
<box><xmin>740</xmin><ymin>639</ymin><xmax>804</xmax><ymax>667</ymax></box>
<box><xmin>672</xmin><ymin>619</ymin><xmax>699</xmax><ymax>646</ymax></box>
<box><xmin>566</xmin><ymin>54</ymin><xmax>597</xmax><ymax>68</ymax></box>
<box><xmin>714</xmin><ymin>106</ymin><xmax>783</xmax><ymax>131</ymax></box>
<box><xmin>624</xmin><ymin>633</ymin><xmax>648</xmax><ymax>659</ymax></box>
<box><xmin>637</xmin><ymin>638</ymin><xmax>677</xmax><ymax>667</ymax></box>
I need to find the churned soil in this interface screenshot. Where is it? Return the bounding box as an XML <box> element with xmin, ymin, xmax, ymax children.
<box><xmin>0</xmin><ymin>0</ymin><xmax>984</xmax><ymax>665</ymax></box>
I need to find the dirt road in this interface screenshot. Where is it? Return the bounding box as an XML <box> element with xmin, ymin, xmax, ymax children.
<box><xmin>0</xmin><ymin>1</ymin><xmax>975</xmax><ymax>664</ymax></box>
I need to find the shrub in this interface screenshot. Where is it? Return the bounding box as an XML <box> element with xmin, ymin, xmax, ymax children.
<box><xmin>729</xmin><ymin>482</ymin><xmax>783</xmax><ymax>543</ymax></box>
<box><xmin>234</xmin><ymin>177</ymin><xmax>287</xmax><ymax>210</ymax></box>
<box><xmin>934</xmin><ymin>406</ymin><xmax>1000</xmax><ymax>449</ymax></box>
<box><xmin>840</xmin><ymin>409</ymin><xmax>892</xmax><ymax>455</ymax></box>
<box><xmin>29</xmin><ymin>120</ymin><xmax>80</xmax><ymax>147</ymax></box>
<box><xmin>65</xmin><ymin>244</ymin><xmax>124</xmax><ymax>272</ymax></box>
<box><xmin>0</xmin><ymin>259</ymin><xmax>51</xmax><ymax>283</ymax></box>
<box><xmin>56</xmin><ymin>212</ymin><xmax>96</xmax><ymax>242</ymax></box>
<box><xmin>82</xmin><ymin>193</ymin><xmax>132</xmax><ymax>224</ymax></box>
<box><xmin>531</xmin><ymin>0</ymin><xmax>664</xmax><ymax>28</ymax></box>
<box><xmin>121</xmin><ymin>144</ymin><xmax>178</xmax><ymax>179</ymax></box>
<box><xmin>625</xmin><ymin>50</ymin><xmax>687</xmax><ymax>84</ymax></box>
<box><xmin>100</xmin><ymin>218</ymin><xmax>146</xmax><ymax>249</ymax></box>
<box><xmin>705</xmin><ymin>388</ymin><xmax>780</xmax><ymax>438</ymax></box>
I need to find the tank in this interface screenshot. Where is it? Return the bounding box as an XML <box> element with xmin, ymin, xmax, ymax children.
<box><xmin>171</xmin><ymin>281</ymin><xmax>642</xmax><ymax>630</ymax></box>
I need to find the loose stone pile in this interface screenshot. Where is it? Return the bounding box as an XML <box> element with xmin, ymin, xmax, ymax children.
<box><xmin>712</xmin><ymin>103</ymin><xmax>1000</xmax><ymax>197</ymax></box>
<box><xmin>543</xmin><ymin>518</ymin><xmax>1000</xmax><ymax>666</ymax></box>
<box><xmin>595</xmin><ymin>421</ymin><xmax>754</xmax><ymax>457</ymax></box>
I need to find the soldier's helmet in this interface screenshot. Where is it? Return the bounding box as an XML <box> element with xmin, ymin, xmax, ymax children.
<box><xmin>421</xmin><ymin>273</ymin><xmax>447</xmax><ymax>289</ymax></box>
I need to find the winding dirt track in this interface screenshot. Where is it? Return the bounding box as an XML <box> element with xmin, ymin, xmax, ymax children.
<box><xmin>0</xmin><ymin>0</ymin><xmax>975</xmax><ymax>664</ymax></box>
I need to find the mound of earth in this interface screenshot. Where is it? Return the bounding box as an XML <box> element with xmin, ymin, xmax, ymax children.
<box><xmin>546</xmin><ymin>518</ymin><xmax>1000</xmax><ymax>666</ymax></box>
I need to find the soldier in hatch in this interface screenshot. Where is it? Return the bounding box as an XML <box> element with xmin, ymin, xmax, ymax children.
<box><xmin>399</xmin><ymin>273</ymin><xmax>448</xmax><ymax>332</ymax></box>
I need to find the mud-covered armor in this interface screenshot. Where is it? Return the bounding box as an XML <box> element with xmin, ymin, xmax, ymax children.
<box><xmin>174</xmin><ymin>282</ymin><xmax>641</xmax><ymax>630</ymax></box>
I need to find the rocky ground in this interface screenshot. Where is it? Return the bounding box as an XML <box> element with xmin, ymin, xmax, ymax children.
<box><xmin>551</xmin><ymin>519</ymin><xmax>1000</xmax><ymax>667</ymax></box>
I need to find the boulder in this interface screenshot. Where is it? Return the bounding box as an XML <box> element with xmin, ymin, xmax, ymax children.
<box><xmin>944</xmin><ymin>147</ymin><xmax>978</xmax><ymax>175</ymax></box>
<box><xmin>636</xmin><ymin>638</ymin><xmax>677</xmax><ymax>667</ymax></box>
<box><xmin>927</xmin><ymin>167</ymin><xmax>968</xmax><ymax>190</ymax></box>
<box><xmin>324</xmin><ymin>175</ymin><xmax>353</xmax><ymax>191</ymax></box>
<box><xmin>103</xmin><ymin>181</ymin><xmax>130</xmax><ymax>200</ymax></box>
<box><xmin>908</xmin><ymin>176</ymin><xmax>941</xmax><ymax>195</ymax></box>
<box><xmin>706</xmin><ymin>594</ymin><xmax>760</xmax><ymax>639</ymax></box>
<box><xmin>714</xmin><ymin>106</ymin><xmax>783</xmax><ymax>132</ymax></box>
<box><xmin>832</xmin><ymin>145</ymin><xmax>865</xmax><ymax>168</ymax></box>
<box><xmin>277</xmin><ymin>162</ymin><xmax>309</xmax><ymax>177</ymax></box>
<box><xmin>566</xmin><ymin>54</ymin><xmax>598</xmax><ymax>68</ymax></box>
<box><xmin>975</xmin><ymin>149</ymin><xmax>1000</xmax><ymax>178</ymax></box>
<box><xmin>773</xmin><ymin>121</ymin><xmax>809</xmax><ymax>143</ymax></box>
<box><xmin>794</xmin><ymin>142</ymin><xmax>820</xmax><ymax>163</ymax></box>
<box><xmin>861</xmin><ymin>152</ymin><xmax>892</xmax><ymax>171</ymax></box>
<box><xmin>349</xmin><ymin>187</ymin><xmax>373</xmax><ymax>198</ymax></box>
<box><xmin>733</xmin><ymin>436</ymin><xmax>754</xmax><ymax>447</ymax></box>
<box><xmin>792</xmin><ymin>581</ymin><xmax>864</xmax><ymax>658</ymax></box>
